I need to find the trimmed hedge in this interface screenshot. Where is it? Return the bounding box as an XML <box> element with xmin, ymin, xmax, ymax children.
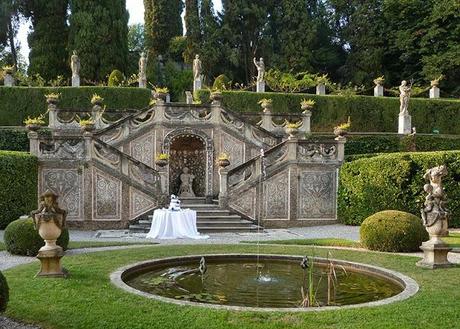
<box><xmin>4</xmin><ymin>218</ymin><xmax>69</xmax><ymax>256</ymax></box>
<box><xmin>0</xmin><ymin>87</ymin><xmax>151</xmax><ymax>126</ymax></box>
<box><xmin>360</xmin><ymin>210</ymin><xmax>428</xmax><ymax>252</ymax></box>
<box><xmin>221</xmin><ymin>91</ymin><xmax>460</xmax><ymax>134</ymax></box>
<box><xmin>338</xmin><ymin>151</ymin><xmax>460</xmax><ymax>227</ymax></box>
<box><xmin>0</xmin><ymin>271</ymin><xmax>7</xmax><ymax>312</ymax></box>
<box><xmin>0</xmin><ymin>151</ymin><xmax>38</xmax><ymax>229</ymax></box>
<box><xmin>0</xmin><ymin>128</ymin><xmax>29</xmax><ymax>151</ymax></box>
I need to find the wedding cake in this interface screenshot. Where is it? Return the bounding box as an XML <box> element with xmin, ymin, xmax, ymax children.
<box><xmin>168</xmin><ymin>194</ymin><xmax>181</xmax><ymax>211</ymax></box>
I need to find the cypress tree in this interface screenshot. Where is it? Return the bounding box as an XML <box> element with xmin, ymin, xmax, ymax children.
<box><xmin>68</xmin><ymin>0</ymin><xmax>129</xmax><ymax>82</ymax></box>
<box><xmin>183</xmin><ymin>0</ymin><xmax>201</xmax><ymax>63</ymax></box>
<box><xmin>22</xmin><ymin>0</ymin><xmax>69</xmax><ymax>80</ymax></box>
<box><xmin>199</xmin><ymin>0</ymin><xmax>220</xmax><ymax>79</ymax></box>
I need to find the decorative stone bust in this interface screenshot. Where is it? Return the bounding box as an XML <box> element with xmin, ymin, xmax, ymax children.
<box><xmin>179</xmin><ymin>167</ymin><xmax>195</xmax><ymax>197</ymax></box>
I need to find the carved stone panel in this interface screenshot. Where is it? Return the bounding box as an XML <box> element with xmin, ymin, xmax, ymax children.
<box><xmin>263</xmin><ymin>171</ymin><xmax>289</xmax><ymax>219</ymax></box>
<box><xmin>298</xmin><ymin>171</ymin><xmax>336</xmax><ymax>219</ymax></box>
<box><xmin>229</xmin><ymin>187</ymin><xmax>256</xmax><ymax>220</ymax></box>
<box><xmin>220</xmin><ymin>132</ymin><xmax>244</xmax><ymax>168</ymax></box>
<box><xmin>130</xmin><ymin>188</ymin><xmax>157</xmax><ymax>220</ymax></box>
<box><xmin>130</xmin><ymin>133</ymin><xmax>154</xmax><ymax>167</ymax></box>
<box><xmin>93</xmin><ymin>169</ymin><xmax>121</xmax><ymax>220</ymax></box>
<box><xmin>42</xmin><ymin>169</ymin><xmax>82</xmax><ymax>220</ymax></box>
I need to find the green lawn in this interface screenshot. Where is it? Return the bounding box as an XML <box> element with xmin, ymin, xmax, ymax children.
<box><xmin>243</xmin><ymin>238</ymin><xmax>361</xmax><ymax>248</ymax></box>
<box><xmin>3</xmin><ymin>244</ymin><xmax>460</xmax><ymax>329</ymax></box>
<box><xmin>0</xmin><ymin>240</ymin><xmax>153</xmax><ymax>252</ymax></box>
<box><xmin>444</xmin><ymin>232</ymin><xmax>460</xmax><ymax>248</ymax></box>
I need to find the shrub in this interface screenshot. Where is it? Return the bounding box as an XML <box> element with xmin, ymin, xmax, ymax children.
<box><xmin>360</xmin><ymin>210</ymin><xmax>428</xmax><ymax>252</ymax></box>
<box><xmin>221</xmin><ymin>91</ymin><xmax>460</xmax><ymax>134</ymax></box>
<box><xmin>212</xmin><ymin>74</ymin><xmax>231</xmax><ymax>91</ymax></box>
<box><xmin>0</xmin><ymin>87</ymin><xmax>151</xmax><ymax>126</ymax></box>
<box><xmin>194</xmin><ymin>89</ymin><xmax>211</xmax><ymax>104</ymax></box>
<box><xmin>108</xmin><ymin>70</ymin><xmax>124</xmax><ymax>87</ymax></box>
<box><xmin>338</xmin><ymin>151</ymin><xmax>460</xmax><ymax>227</ymax></box>
<box><xmin>0</xmin><ymin>271</ymin><xmax>8</xmax><ymax>312</ymax></box>
<box><xmin>0</xmin><ymin>128</ymin><xmax>29</xmax><ymax>151</ymax></box>
<box><xmin>0</xmin><ymin>151</ymin><xmax>37</xmax><ymax>229</ymax></box>
<box><xmin>4</xmin><ymin>218</ymin><xmax>69</xmax><ymax>256</ymax></box>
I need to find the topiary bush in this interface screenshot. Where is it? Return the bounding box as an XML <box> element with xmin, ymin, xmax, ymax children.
<box><xmin>0</xmin><ymin>271</ymin><xmax>8</xmax><ymax>312</ymax></box>
<box><xmin>360</xmin><ymin>210</ymin><xmax>428</xmax><ymax>252</ymax></box>
<box><xmin>338</xmin><ymin>151</ymin><xmax>460</xmax><ymax>227</ymax></box>
<box><xmin>4</xmin><ymin>218</ymin><xmax>69</xmax><ymax>256</ymax></box>
<box><xmin>0</xmin><ymin>151</ymin><xmax>38</xmax><ymax>229</ymax></box>
<box><xmin>108</xmin><ymin>70</ymin><xmax>124</xmax><ymax>87</ymax></box>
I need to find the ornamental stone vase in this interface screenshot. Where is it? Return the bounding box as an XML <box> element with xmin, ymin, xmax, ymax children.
<box><xmin>155</xmin><ymin>158</ymin><xmax>168</xmax><ymax>168</ymax></box>
<box><xmin>31</xmin><ymin>190</ymin><xmax>68</xmax><ymax>277</ymax></box>
<box><xmin>285</xmin><ymin>126</ymin><xmax>299</xmax><ymax>140</ymax></box>
<box><xmin>217</xmin><ymin>158</ymin><xmax>230</xmax><ymax>168</ymax></box>
<box><xmin>333</xmin><ymin>127</ymin><xmax>348</xmax><ymax>138</ymax></box>
<box><xmin>26</xmin><ymin>124</ymin><xmax>42</xmax><ymax>132</ymax></box>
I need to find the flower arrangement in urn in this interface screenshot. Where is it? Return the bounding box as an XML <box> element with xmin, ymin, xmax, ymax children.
<box><xmin>153</xmin><ymin>86</ymin><xmax>169</xmax><ymax>101</ymax></box>
<box><xmin>300</xmin><ymin>98</ymin><xmax>315</xmax><ymax>111</ymax></box>
<box><xmin>2</xmin><ymin>65</ymin><xmax>14</xmax><ymax>75</ymax></box>
<box><xmin>155</xmin><ymin>153</ymin><xmax>169</xmax><ymax>167</ymax></box>
<box><xmin>210</xmin><ymin>89</ymin><xmax>223</xmax><ymax>102</ymax></box>
<box><xmin>91</xmin><ymin>93</ymin><xmax>104</xmax><ymax>106</ymax></box>
<box><xmin>24</xmin><ymin>114</ymin><xmax>46</xmax><ymax>131</ymax></box>
<box><xmin>373</xmin><ymin>75</ymin><xmax>385</xmax><ymax>86</ymax></box>
<box><xmin>216</xmin><ymin>152</ymin><xmax>230</xmax><ymax>168</ymax></box>
<box><xmin>45</xmin><ymin>92</ymin><xmax>61</xmax><ymax>105</ymax></box>
<box><xmin>334</xmin><ymin>117</ymin><xmax>351</xmax><ymax>138</ymax></box>
<box><xmin>285</xmin><ymin>121</ymin><xmax>301</xmax><ymax>139</ymax></box>
<box><xmin>430</xmin><ymin>75</ymin><xmax>444</xmax><ymax>87</ymax></box>
<box><xmin>79</xmin><ymin>118</ymin><xmax>95</xmax><ymax>132</ymax></box>
<box><xmin>258</xmin><ymin>98</ymin><xmax>272</xmax><ymax>112</ymax></box>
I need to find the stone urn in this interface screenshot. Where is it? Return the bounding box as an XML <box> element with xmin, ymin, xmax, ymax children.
<box><xmin>154</xmin><ymin>92</ymin><xmax>168</xmax><ymax>102</ymax></box>
<box><xmin>31</xmin><ymin>190</ymin><xmax>68</xmax><ymax>277</ymax></box>
<box><xmin>210</xmin><ymin>91</ymin><xmax>223</xmax><ymax>104</ymax></box>
<box><xmin>301</xmin><ymin>104</ymin><xmax>313</xmax><ymax>112</ymax></box>
<box><xmin>285</xmin><ymin>126</ymin><xmax>299</xmax><ymax>139</ymax></box>
<box><xmin>80</xmin><ymin>123</ymin><xmax>95</xmax><ymax>132</ymax></box>
<box><xmin>46</xmin><ymin>97</ymin><xmax>59</xmax><ymax>106</ymax></box>
<box><xmin>333</xmin><ymin>127</ymin><xmax>348</xmax><ymax>138</ymax></box>
<box><xmin>26</xmin><ymin>124</ymin><xmax>42</xmax><ymax>132</ymax></box>
<box><xmin>217</xmin><ymin>158</ymin><xmax>230</xmax><ymax>168</ymax></box>
<box><xmin>155</xmin><ymin>158</ymin><xmax>168</xmax><ymax>167</ymax></box>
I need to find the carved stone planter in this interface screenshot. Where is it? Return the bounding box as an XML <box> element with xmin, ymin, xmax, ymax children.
<box><xmin>285</xmin><ymin>127</ymin><xmax>299</xmax><ymax>139</ymax></box>
<box><xmin>210</xmin><ymin>92</ymin><xmax>223</xmax><ymax>103</ymax></box>
<box><xmin>26</xmin><ymin>124</ymin><xmax>42</xmax><ymax>132</ymax></box>
<box><xmin>80</xmin><ymin>124</ymin><xmax>95</xmax><ymax>132</ymax></box>
<box><xmin>333</xmin><ymin>127</ymin><xmax>348</xmax><ymax>138</ymax></box>
<box><xmin>31</xmin><ymin>191</ymin><xmax>68</xmax><ymax>278</ymax></box>
<box><xmin>217</xmin><ymin>158</ymin><xmax>230</xmax><ymax>168</ymax></box>
<box><xmin>154</xmin><ymin>92</ymin><xmax>167</xmax><ymax>102</ymax></box>
<box><xmin>155</xmin><ymin>159</ymin><xmax>168</xmax><ymax>168</ymax></box>
<box><xmin>46</xmin><ymin>97</ymin><xmax>59</xmax><ymax>105</ymax></box>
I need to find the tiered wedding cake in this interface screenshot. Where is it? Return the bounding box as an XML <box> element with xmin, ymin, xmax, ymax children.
<box><xmin>168</xmin><ymin>195</ymin><xmax>181</xmax><ymax>211</ymax></box>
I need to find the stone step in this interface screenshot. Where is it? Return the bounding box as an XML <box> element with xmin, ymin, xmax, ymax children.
<box><xmin>128</xmin><ymin>224</ymin><xmax>261</xmax><ymax>233</ymax></box>
<box><xmin>179</xmin><ymin>197</ymin><xmax>209</xmax><ymax>205</ymax></box>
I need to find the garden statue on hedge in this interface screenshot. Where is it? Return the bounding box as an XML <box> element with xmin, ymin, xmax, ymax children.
<box><xmin>70</xmin><ymin>50</ymin><xmax>80</xmax><ymax>87</ymax></box>
<box><xmin>193</xmin><ymin>54</ymin><xmax>202</xmax><ymax>92</ymax></box>
<box><xmin>31</xmin><ymin>190</ymin><xmax>69</xmax><ymax>277</ymax></box>
<box><xmin>417</xmin><ymin>165</ymin><xmax>453</xmax><ymax>269</ymax></box>
<box><xmin>398</xmin><ymin>80</ymin><xmax>412</xmax><ymax>134</ymax></box>
<box><xmin>253</xmin><ymin>57</ymin><xmax>265</xmax><ymax>92</ymax></box>
<box><xmin>138</xmin><ymin>52</ymin><xmax>147</xmax><ymax>88</ymax></box>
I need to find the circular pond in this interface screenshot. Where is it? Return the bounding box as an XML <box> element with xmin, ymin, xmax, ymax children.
<box><xmin>112</xmin><ymin>254</ymin><xmax>418</xmax><ymax>312</ymax></box>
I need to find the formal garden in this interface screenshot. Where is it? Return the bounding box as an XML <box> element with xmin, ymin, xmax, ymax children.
<box><xmin>0</xmin><ymin>0</ymin><xmax>459</xmax><ymax>328</ymax></box>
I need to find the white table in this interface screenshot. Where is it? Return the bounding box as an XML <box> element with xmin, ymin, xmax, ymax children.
<box><xmin>146</xmin><ymin>208</ymin><xmax>208</xmax><ymax>239</ymax></box>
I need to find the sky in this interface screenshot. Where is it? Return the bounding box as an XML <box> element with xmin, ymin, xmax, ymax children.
<box><xmin>17</xmin><ymin>0</ymin><xmax>223</xmax><ymax>64</ymax></box>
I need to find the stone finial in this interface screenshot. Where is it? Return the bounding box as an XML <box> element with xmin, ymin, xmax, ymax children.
<box><xmin>417</xmin><ymin>165</ymin><xmax>453</xmax><ymax>269</ymax></box>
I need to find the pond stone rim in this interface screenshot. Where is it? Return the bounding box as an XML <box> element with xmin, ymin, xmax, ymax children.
<box><xmin>110</xmin><ymin>253</ymin><xmax>419</xmax><ymax>312</ymax></box>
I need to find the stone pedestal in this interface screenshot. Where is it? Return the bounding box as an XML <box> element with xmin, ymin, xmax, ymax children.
<box><xmin>398</xmin><ymin>114</ymin><xmax>411</xmax><ymax>134</ymax></box>
<box><xmin>4</xmin><ymin>73</ymin><xmax>14</xmax><ymax>86</ymax></box>
<box><xmin>72</xmin><ymin>75</ymin><xmax>80</xmax><ymax>87</ymax></box>
<box><xmin>256</xmin><ymin>80</ymin><xmax>265</xmax><ymax>93</ymax></box>
<box><xmin>429</xmin><ymin>86</ymin><xmax>440</xmax><ymax>99</ymax></box>
<box><xmin>193</xmin><ymin>78</ymin><xmax>202</xmax><ymax>92</ymax></box>
<box><xmin>36</xmin><ymin>247</ymin><xmax>68</xmax><ymax>278</ymax></box>
<box><xmin>138</xmin><ymin>77</ymin><xmax>147</xmax><ymax>88</ymax></box>
<box><xmin>417</xmin><ymin>239</ymin><xmax>453</xmax><ymax>269</ymax></box>
<box><xmin>374</xmin><ymin>85</ymin><xmax>384</xmax><ymax>97</ymax></box>
<box><xmin>316</xmin><ymin>84</ymin><xmax>326</xmax><ymax>95</ymax></box>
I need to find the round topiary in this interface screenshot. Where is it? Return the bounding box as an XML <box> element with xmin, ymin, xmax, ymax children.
<box><xmin>0</xmin><ymin>271</ymin><xmax>8</xmax><ymax>312</ymax></box>
<box><xmin>108</xmin><ymin>69</ymin><xmax>124</xmax><ymax>87</ymax></box>
<box><xmin>360</xmin><ymin>210</ymin><xmax>428</xmax><ymax>252</ymax></box>
<box><xmin>4</xmin><ymin>218</ymin><xmax>69</xmax><ymax>256</ymax></box>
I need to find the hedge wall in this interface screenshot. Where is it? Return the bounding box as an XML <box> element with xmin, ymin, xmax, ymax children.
<box><xmin>221</xmin><ymin>91</ymin><xmax>460</xmax><ymax>134</ymax></box>
<box><xmin>0</xmin><ymin>128</ymin><xmax>29</xmax><ymax>151</ymax></box>
<box><xmin>0</xmin><ymin>151</ymin><xmax>38</xmax><ymax>229</ymax></box>
<box><xmin>338</xmin><ymin>151</ymin><xmax>460</xmax><ymax>227</ymax></box>
<box><xmin>0</xmin><ymin>87</ymin><xmax>151</xmax><ymax>126</ymax></box>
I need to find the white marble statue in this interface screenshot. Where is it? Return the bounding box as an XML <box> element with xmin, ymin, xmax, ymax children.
<box><xmin>138</xmin><ymin>52</ymin><xmax>147</xmax><ymax>88</ymax></box>
<box><xmin>399</xmin><ymin>80</ymin><xmax>412</xmax><ymax>115</ymax></box>
<box><xmin>70</xmin><ymin>50</ymin><xmax>80</xmax><ymax>87</ymax></box>
<box><xmin>193</xmin><ymin>54</ymin><xmax>202</xmax><ymax>81</ymax></box>
<box><xmin>179</xmin><ymin>167</ymin><xmax>195</xmax><ymax>197</ymax></box>
<box><xmin>253</xmin><ymin>57</ymin><xmax>265</xmax><ymax>82</ymax></box>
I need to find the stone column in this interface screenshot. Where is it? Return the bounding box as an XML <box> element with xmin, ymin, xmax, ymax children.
<box><xmin>47</xmin><ymin>104</ymin><xmax>58</xmax><ymax>130</ymax></box>
<box><xmin>210</xmin><ymin>103</ymin><xmax>222</xmax><ymax>125</ymax></box>
<box><xmin>28</xmin><ymin>131</ymin><xmax>39</xmax><ymax>156</ymax></box>
<box><xmin>218</xmin><ymin>168</ymin><xmax>228</xmax><ymax>208</ymax></box>
<box><xmin>299</xmin><ymin>110</ymin><xmax>312</xmax><ymax>135</ymax></box>
<box><xmin>316</xmin><ymin>84</ymin><xmax>326</xmax><ymax>95</ymax></box>
<box><xmin>72</xmin><ymin>74</ymin><xmax>80</xmax><ymax>87</ymax></box>
<box><xmin>374</xmin><ymin>84</ymin><xmax>384</xmax><ymax>97</ymax></box>
<box><xmin>193</xmin><ymin>78</ymin><xmax>202</xmax><ymax>92</ymax></box>
<box><xmin>429</xmin><ymin>86</ymin><xmax>440</xmax><ymax>99</ymax></box>
<box><xmin>158</xmin><ymin>169</ymin><xmax>169</xmax><ymax>195</ymax></box>
<box><xmin>83</xmin><ymin>132</ymin><xmax>93</xmax><ymax>161</ymax></box>
<box><xmin>256</xmin><ymin>80</ymin><xmax>265</xmax><ymax>93</ymax></box>
<box><xmin>335</xmin><ymin>137</ymin><xmax>346</xmax><ymax>162</ymax></box>
<box><xmin>92</xmin><ymin>104</ymin><xmax>103</xmax><ymax>129</ymax></box>
<box><xmin>260</xmin><ymin>108</ymin><xmax>273</xmax><ymax>131</ymax></box>
<box><xmin>398</xmin><ymin>113</ymin><xmax>412</xmax><ymax>135</ymax></box>
<box><xmin>286</xmin><ymin>139</ymin><xmax>298</xmax><ymax>161</ymax></box>
<box><xmin>4</xmin><ymin>73</ymin><xmax>14</xmax><ymax>86</ymax></box>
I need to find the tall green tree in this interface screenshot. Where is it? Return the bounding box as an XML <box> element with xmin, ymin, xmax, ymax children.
<box><xmin>68</xmin><ymin>0</ymin><xmax>129</xmax><ymax>82</ymax></box>
<box><xmin>183</xmin><ymin>0</ymin><xmax>201</xmax><ymax>63</ymax></box>
<box><xmin>199</xmin><ymin>0</ymin><xmax>221</xmax><ymax>80</ymax></box>
<box><xmin>144</xmin><ymin>0</ymin><xmax>183</xmax><ymax>59</ymax></box>
<box><xmin>22</xmin><ymin>0</ymin><xmax>69</xmax><ymax>80</ymax></box>
<box><xmin>0</xmin><ymin>0</ymin><xmax>20</xmax><ymax>68</ymax></box>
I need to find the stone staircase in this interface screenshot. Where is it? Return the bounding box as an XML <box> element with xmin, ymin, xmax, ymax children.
<box><xmin>129</xmin><ymin>197</ymin><xmax>263</xmax><ymax>233</ymax></box>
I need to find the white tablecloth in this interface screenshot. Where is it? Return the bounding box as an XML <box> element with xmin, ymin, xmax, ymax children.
<box><xmin>146</xmin><ymin>209</ymin><xmax>208</xmax><ymax>240</ymax></box>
